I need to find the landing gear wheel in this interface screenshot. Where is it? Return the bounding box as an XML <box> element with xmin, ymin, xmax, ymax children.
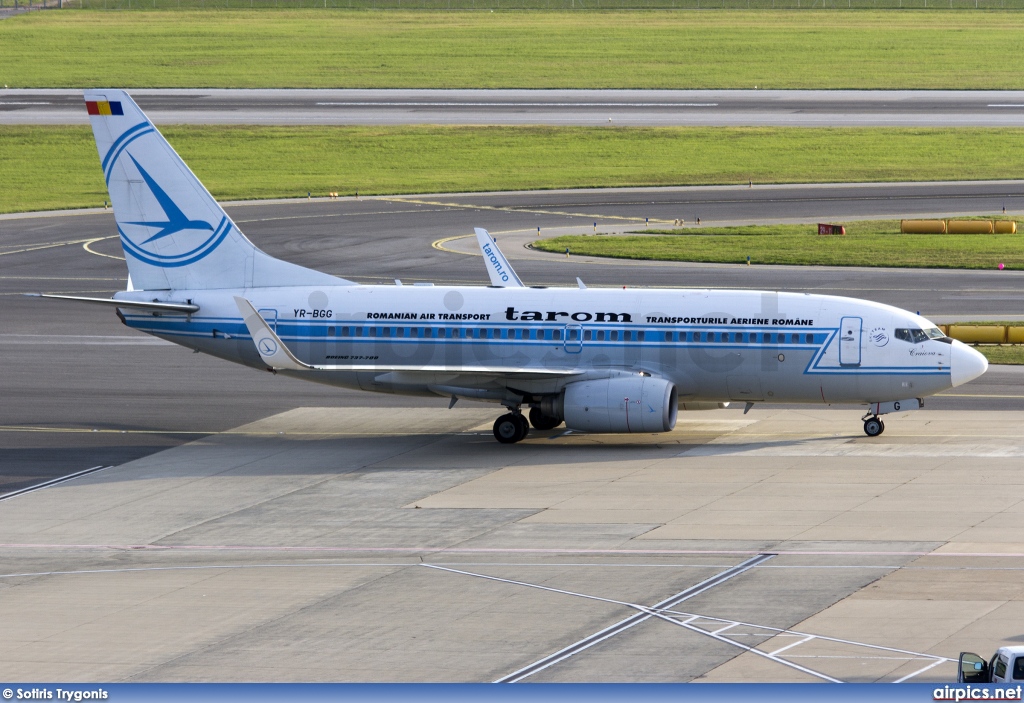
<box><xmin>529</xmin><ymin>407</ymin><xmax>562</xmax><ymax>431</ymax></box>
<box><xmin>493</xmin><ymin>413</ymin><xmax>528</xmax><ymax>444</ymax></box>
<box><xmin>515</xmin><ymin>413</ymin><xmax>530</xmax><ymax>439</ymax></box>
<box><xmin>863</xmin><ymin>417</ymin><xmax>884</xmax><ymax>437</ymax></box>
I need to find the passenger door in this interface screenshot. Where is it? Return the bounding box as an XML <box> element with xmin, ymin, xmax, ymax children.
<box><xmin>839</xmin><ymin>316</ymin><xmax>862</xmax><ymax>367</ymax></box>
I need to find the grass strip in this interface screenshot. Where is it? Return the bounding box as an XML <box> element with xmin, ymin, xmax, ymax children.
<box><xmin>976</xmin><ymin>346</ymin><xmax>1024</xmax><ymax>365</ymax></box>
<box><xmin>534</xmin><ymin>221</ymin><xmax>1024</xmax><ymax>270</ymax></box>
<box><xmin>7</xmin><ymin>125</ymin><xmax>1024</xmax><ymax>214</ymax></box>
<box><xmin>6</xmin><ymin>10</ymin><xmax>1024</xmax><ymax>89</ymax></box>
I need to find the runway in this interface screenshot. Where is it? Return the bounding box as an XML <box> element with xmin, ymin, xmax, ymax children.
<box><xmin>8</xmin><ymin>89</ymin><xmax>1024</xmax><ymax>126</ymax></box>
<box><xmin>4</xmin><ymin>185</ymin><xmax>1024</xmax><ymax>682</ymax></box>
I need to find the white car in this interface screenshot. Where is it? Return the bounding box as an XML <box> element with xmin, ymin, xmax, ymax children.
<box><xmin>959</xmin><ymin>647</ymin><xmax>1024</xmax><ymax>684</ymax></box>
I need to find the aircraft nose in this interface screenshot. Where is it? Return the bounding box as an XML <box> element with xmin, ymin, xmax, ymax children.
<box><xmin>950</xmin><ymin>339</ymin><xmax>989</xmax><ymax>387</ymax></box>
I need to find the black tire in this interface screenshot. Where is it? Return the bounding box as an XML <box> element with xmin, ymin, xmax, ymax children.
<box><xmin>515</xmin><ymin>413</ymin><xmax>530</xmax><ymax>439</ymax></box>
<box><xmin>529</xmin><ymin>407</ymin><xmax>562</xmax><ymax>431</ymax></box>
<box><xmin>493</xmin><ymin>414</ymin><xmax>529</xmax><ymax>443</ymax></box>
<box><xmin>863</xmin><ymin>417</ymin><xmax>883</xmax><ymax>437</ymax></box>
<box><xmin>493</xmin><ymin>414</ymin><xmax>522</xmax><ymax>444</ymax></box>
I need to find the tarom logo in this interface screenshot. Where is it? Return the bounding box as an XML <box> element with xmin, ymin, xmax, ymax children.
<box><xmin>117</xmin><ymin>151</ymin><xmax>230</xmax><ymax>268</ymax></box>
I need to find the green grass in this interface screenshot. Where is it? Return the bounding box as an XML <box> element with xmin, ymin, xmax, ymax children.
<box><xmin>8</xmin><ymin>125</ymin><xmax>1024</xmax><ymax>213</ymax></box>
<box><xmin>976</xmin><ymin>346</ymin><xmax>1024</xmax><ymax>365</ymax></box>
<box><xmin>534</xmin><ymin>220</ymin><xmax>1024</xmax><ymax>269</ymax></box>
<box><xmin>6</xmin><ymin>10</ymin><xmax>1024</xmax><ymax>88</ymax></box>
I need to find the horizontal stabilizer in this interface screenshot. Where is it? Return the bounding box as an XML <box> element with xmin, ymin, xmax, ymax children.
<box><xmin>475</xmin><ymin>228</ymin><xmax>524</xmax><ymax>287</ymax></box>
<box><xmin>26</xmin><ymin>293</ymin><xmax>199</xmax><ymax>313</ymax></box>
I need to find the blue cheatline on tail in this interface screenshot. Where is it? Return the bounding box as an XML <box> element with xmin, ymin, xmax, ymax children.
<box><xmin>85</xmin><ymin>89</ymin><xmax>351</xmax><ymax>291</ymax></box>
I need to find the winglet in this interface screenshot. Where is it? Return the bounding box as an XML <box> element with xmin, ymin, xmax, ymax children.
<box><xmin>234</xmin><ymin>296</ymin><xmax>310</xmax><ymax>371</ymax></box>
<box><xmin>475</xmin><ymin>228</ymin><xmax>524</xmax><ymax>287</ymax></box>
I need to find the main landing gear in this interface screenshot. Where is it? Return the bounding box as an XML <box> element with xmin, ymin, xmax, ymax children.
<box><xmin>862</xmin><ymin>415</ymin><xmax>885</xmax><ymax>437</ymax></box>
<box><xmin>492</xmin><ymin>406</ymin><xmax>564</xmax><ymax>443</ymax></box>
<box><xmin>493</xmin><ymin>412</ymin><xmax>530</xmax><ymax>444</ymax></box>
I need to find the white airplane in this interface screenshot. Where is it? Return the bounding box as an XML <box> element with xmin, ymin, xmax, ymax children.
<box><xmin>35</xmin><ymin>90</ymin><xmax>988</xmax><ymax>444</ymax></box>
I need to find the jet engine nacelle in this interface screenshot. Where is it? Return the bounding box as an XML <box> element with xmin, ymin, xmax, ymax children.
<box><xmin>559</xmin><ymin>376</ymin><xmax>678</xmax><ymax>434</ymax></box>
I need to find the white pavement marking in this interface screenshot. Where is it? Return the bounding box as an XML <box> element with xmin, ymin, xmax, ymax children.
<box><xmin>656</xmin><ymin>606</ymin><xmax>955</xmax><ymax>681</ymax></box>
<box><xmin>893</xmin><ymin>658</ymin><xmax>948</xmax><ymax>682</ymax></box>
<box><xmin>425</xmin><ymin>554</ymin><xmax>775</xmax><ymax>683</ymax></box>
<box><xmin>0</xmin><ymin>465</ymin><xmax>113</xmax><ymax>502</ymax></box>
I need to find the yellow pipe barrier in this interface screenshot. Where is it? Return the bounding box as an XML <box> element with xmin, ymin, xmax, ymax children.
<box><xmin>1009</xmin><ymin>327</ymin><xmax>1024</xmax><ymax>344</ymax></box>
<box><xmin>947</xmin><ymin>220</ymin><xmax>994</xmax><ymax>234</ymax></box>
<box><xmin>948</xmin><ymin>325</ymin><xmax>1008</xmax><ymax>344</ymax></box>
<box><xmin>901</xmin><ymin>220</ymin><xmax>946</xmax><ymax>234</ymax></box>
<box><xmin>901</xmin><ymin>220</ymin><xmax>1017</xmax><ymax>234</ymax></box>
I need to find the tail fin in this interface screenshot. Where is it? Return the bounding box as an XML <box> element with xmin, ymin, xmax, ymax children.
<box><xmin>85</xmin><ymin>89</ymin><xmax>350</xmax><ymax>291</ymax></box>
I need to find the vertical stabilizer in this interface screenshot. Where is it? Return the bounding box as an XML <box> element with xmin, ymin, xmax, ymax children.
<box><xmin>85</xmin><ymin>90</ymin><xmax>349</xmax><ymax>291</ymax></box>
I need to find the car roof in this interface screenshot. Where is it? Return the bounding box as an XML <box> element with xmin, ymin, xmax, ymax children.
<box><xmin>997</xmin><ymin>646</ymin><xmax>1024</xmax><ymax>656</ymax></box>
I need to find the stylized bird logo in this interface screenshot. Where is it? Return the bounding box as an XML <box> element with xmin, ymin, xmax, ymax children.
<box><xmin>124</xmin><ymin>153</ymin><xmax>213</xmax><ymax>244</ymax></box>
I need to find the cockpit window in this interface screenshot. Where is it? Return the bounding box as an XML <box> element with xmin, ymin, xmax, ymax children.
<box><xmin>924</xmin><ymin>327</ymin><xmax>945</xmax><ymax>339</ymax></box>
<box><xmin>895</xmin><ymin>328</ymin><xmax>929</xmax><ymax>344</ymax></box>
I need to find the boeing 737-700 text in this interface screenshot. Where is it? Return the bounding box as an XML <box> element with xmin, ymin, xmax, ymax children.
<box><xmin>33</xmin><ymin>91</ymin><xmax>989</xmax><ymax>444</ymax></box>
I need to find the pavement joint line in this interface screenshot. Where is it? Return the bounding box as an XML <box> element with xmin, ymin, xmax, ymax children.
<box><xmin>5</xmin><ymin>424</ymin><xmax>1024</xmax><ymax>439</ymax></box>
<box><xmin>3</xmin><ymin>543</ymin><xmax>1024</xmax><ymax>558</ymax></box>
<box><xmin>488</xmin><ymin>552</ymin><xmax>775</xmax><ymax>683</ymax></box>
<box><xmin>0</xmin><ymin>465</ymin><xmax>113</xmax><ymax>502</ymax></box>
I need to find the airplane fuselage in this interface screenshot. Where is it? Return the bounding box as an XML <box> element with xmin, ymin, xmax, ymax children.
<box><xmin>116</xmin><ymin>285</ymin><xmax>964</xmax><ymax>406</ymax></box>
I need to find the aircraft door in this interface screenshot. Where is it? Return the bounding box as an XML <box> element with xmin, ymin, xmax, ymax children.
<box><xmin>839</xmin><ymin>316</ymin><xmax>862</xmax><ymax>366</ymax></box>
<box><xmin>564</xmin><ymin>324</ymin><xmax>583</xmax><ymax>353</ymax></box>
<box><xmin>258</xmin><ymin>308</ymin><xmax>278</xmax><ymax>332</ymax></box>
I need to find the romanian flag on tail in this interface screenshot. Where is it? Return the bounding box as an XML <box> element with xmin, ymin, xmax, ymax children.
<box><xmin>85</xmin><ymin>100</ymin><xmax>124</xmax><ymax>116</ymax></box>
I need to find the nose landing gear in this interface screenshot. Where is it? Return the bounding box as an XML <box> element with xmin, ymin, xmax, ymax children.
<box><xmin>863</xmin><ymin>415</ymin><xmax>885</xmax><ymax>437</ymax></box>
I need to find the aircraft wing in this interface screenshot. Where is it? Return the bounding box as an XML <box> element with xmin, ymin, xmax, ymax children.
<box><xmin>234</xmin><ymin>297</ymin><xmax>577</xmax><ymax>378</ymax></box>
<box><xmin>475</xmin><ymin>228</ymin><xmax>524</xmax><ymax>287</ymax></box>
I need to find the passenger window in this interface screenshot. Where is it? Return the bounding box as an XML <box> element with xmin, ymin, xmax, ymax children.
<box><xmin>708</xmin><ymin>332</ymin><xmax>716</xmax><ymax>343</ymax></box>
<box><xmin>328</xmin><ymin>326</ymin><xmax>335</xmax><ymax>336</ymax></box>
<box><xmin>584</xmin><ymin>330</ymin><xmax>593</xmax><ymax>341</ymax></box>
<box><xmin>1013</xmin><ymin>656</ymin><xmax>1024</xmax><ymax>680</ymax></box>
<box><xmin>791</xmin><ymin>334</ymin><xmax>798</xmax><ymax>343</ymax></box>
<box><xmin>638</xmin><ymin>331</ymin><xmax>645</xmax><ymax>342</ymax></box>
<box><xmin>624</xmin><ymin>330</ymin><xmax>632</xmax><ymax>341</ymax></box>
<box><xmin>611</xmin><ymin>330</ymin><xmax>619</xmax><ymax>341</ymax></box>
<box><xmin>996</xmin><ymin>658</ymin><xmax>1008</xmax><ymax>679</ymax></box>
<box><xmin>554</xmin><ymin>329</ymin><xmax>562</xmax><ymax>340</ymax></box>
<box><xmin>805</xmin><ymin>333</ymin><xmax>813</xmax><ymax>343</ymax></box>
<box><xmin>666</xmin><ymin>332</ymin><xmax>674</xmax><ymax>342</ymax></box>
<box><xmin>678</xmin><ymin>331</ymin><xmax>686</xmax><ymax>342</ymax></box>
